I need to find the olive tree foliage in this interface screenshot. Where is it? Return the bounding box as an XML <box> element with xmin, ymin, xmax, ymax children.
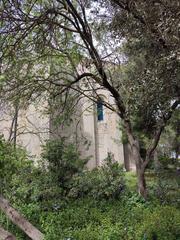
<box><xmin>114</xmin><ymin>37</ymin><xmax>180</xmax><ymax>160</ymax></box>
<box><xmin>0</xmin><ymin>0</ymin><xmax>179</xmax><ymax>198</ymax></box>
<box><xmin>106</xmin><ymin>0</ymin><xmax>180</xmax><ymax>121</ymax></box>
<box><xmin>108</xmin><ymin>0</ymin><xmax>180</xmax><ymax>49</ymax></box>
<box><xmin>101</xmin><ymin>0</ymin><xmax>180</xmax><ymax>192</ymax></box>
<box><xmin>158</xmin><ymin>110</ymin><xmax>180</xmax><ymax>164</ymax></box>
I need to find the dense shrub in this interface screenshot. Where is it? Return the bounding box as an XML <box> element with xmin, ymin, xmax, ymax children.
<box><xmin>0</xmin><ymin>136</ymin><xmax>30</xmax><ymax>190</ymax></box>
<box><xmin>4</xmin><ymin>139</ymin><xmax>89</xmax><ymax>214</ymax></box>
<box><xmin>5</xmin><ymin>139</ymin><xmax>90</xmax><ymax>213</ymax></box>
<box><xmin>41</xmin><ymin>139</ymin><xmax>88</xmax><ymax>189</ymax></box>
<box><xmin>149</xmin><ymin>171</ymin><xmax>180</xmax><ymax>207</ymax></box>
<box><xmin>39</xmin><ymin>199</ymin><xmax>180</xmax><ymax>240</ymax></box>
<box><xmin>9</xmin><ymin>166</ymin><xmax>64</xmax><ymax>210</ymax></box>
<box><xmin>1</xmin><ymin>170</ymin><xmax>180</xmax><ymax>240</ymax></box>
<box><xmin>158</xmin><ymin>155</ymin><xmax>177</xmax><ymax>170</ymax></box>
<box><xmin>68</xmin><ymin>154</ymin><xmax>125</xmax><ymax>200</ymax></box>
<box><xmin>1</xmin><ymin>194</ymin><xmax>179</xmax><ymax>240</ymax></box>
<box><xmin>1</xmin><ymin>138</ymin><xmax>179</xmax><ymax>240</ymax></box>
<box><xmin>135</xmin><ymin>206</ymin><xmax>180</xmax><ymax>240</ymax></box>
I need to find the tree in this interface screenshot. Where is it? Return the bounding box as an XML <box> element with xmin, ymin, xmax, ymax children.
<box><xmin>108</xmin><ymin>0</ymin><xmax>180</xmax><ymax>51</ymax></box>
<box><xmin>0</xmin><ymin>0</ymin><xmax>179</xmax><ymax>198</ymax></box>
<box><xmin>157</xmin><ymin>110</ymin><xmax>180</xmax><ymax>166</ymax></box>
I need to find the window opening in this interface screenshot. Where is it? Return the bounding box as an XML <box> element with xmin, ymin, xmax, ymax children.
<box><xmin>97</xmin><ymin>98</ymin><xmax>104</xmax><ymax>121</ymax></box>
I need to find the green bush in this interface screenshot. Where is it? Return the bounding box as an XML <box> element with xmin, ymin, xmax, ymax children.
<box><xmin>68</xmin><ymin>154</ymin><xmax>125</xmax><ymax>200</ymax></box>
<box><xmin>1</xmin><ymin>196</ymin><xmax>179</xmax><ymax>240</ymax></box>
<box><xmin>158</xmin><ymin>155</ymin><xmax>176</xmax><ymax>170</ymax></box>
<box><xmin>41</xmin><ymin>139</ymin><xmax>88</xmax><ymax>190</ymax></box>
<box><xmin>39</xmin><ymin>199</ymin><xmax>180</xmax><ymax>240</ymax></box>
<box><xmin>135</xmin><ymin>206</ymin><xmax>180</xmax><ymax>240</ymax></box>
<box><xmin>0</xmin><ymin>136</ymin><xmax>30</xmax><ymax>190</ymax></box>
<box><xmin>1</xmin><ymin>137</ymin><xmax>179</xmax><ymax>240</ymax></box>
<box><xmin>7</xmin><ymin>139</ymin><xmax>89</xmax><ymax>209</ymax></box>
<box><xmin>9</xmin><ymin>166</ymin><xmax>62</xmax><ymax>208</ymax></box>
<box><xmin>150</xmin><ymin>172</ymin><xmax>180</xmax><ymax>207</ymax></box>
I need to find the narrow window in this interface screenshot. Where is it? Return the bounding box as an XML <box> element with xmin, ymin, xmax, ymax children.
<box><xmin>97</xmin><ymin>98</ymin><xmax>104</xmax><ymax>121</ymax></box>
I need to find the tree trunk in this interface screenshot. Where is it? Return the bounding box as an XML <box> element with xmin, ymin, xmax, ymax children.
<box><xmin>0</xmin><ymin>196</ymin><xmax>44</xmax><ymax>240</ymax></box>
<box><xmin>0</xmin><ymin>226</ymin><xmax>16</xmax><ymax>240</ymax></box>
<box><xmin>123</xmin><ymin>119</ymin><xmax>147</xmax><ymax>198</ymax></box>
<box><xmin>131</xmin><ymin>141</ymin><xmax>147</xmax><ymax>199</ymax></box>
<box><xmin>136</xmin><ymin>167</ymin><xmax>147</xmax><ymax>198</ymax></box>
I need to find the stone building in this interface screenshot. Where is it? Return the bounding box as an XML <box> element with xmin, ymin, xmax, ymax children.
<box><xmin>0</xmin><ymin>87</ymin><xmax>135</xmax><ymax>170</ymax></box>
<box><xmin>49</xmin><ymin>88</ymin><xmax>126</xmax><ymax>169</ymax></box>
